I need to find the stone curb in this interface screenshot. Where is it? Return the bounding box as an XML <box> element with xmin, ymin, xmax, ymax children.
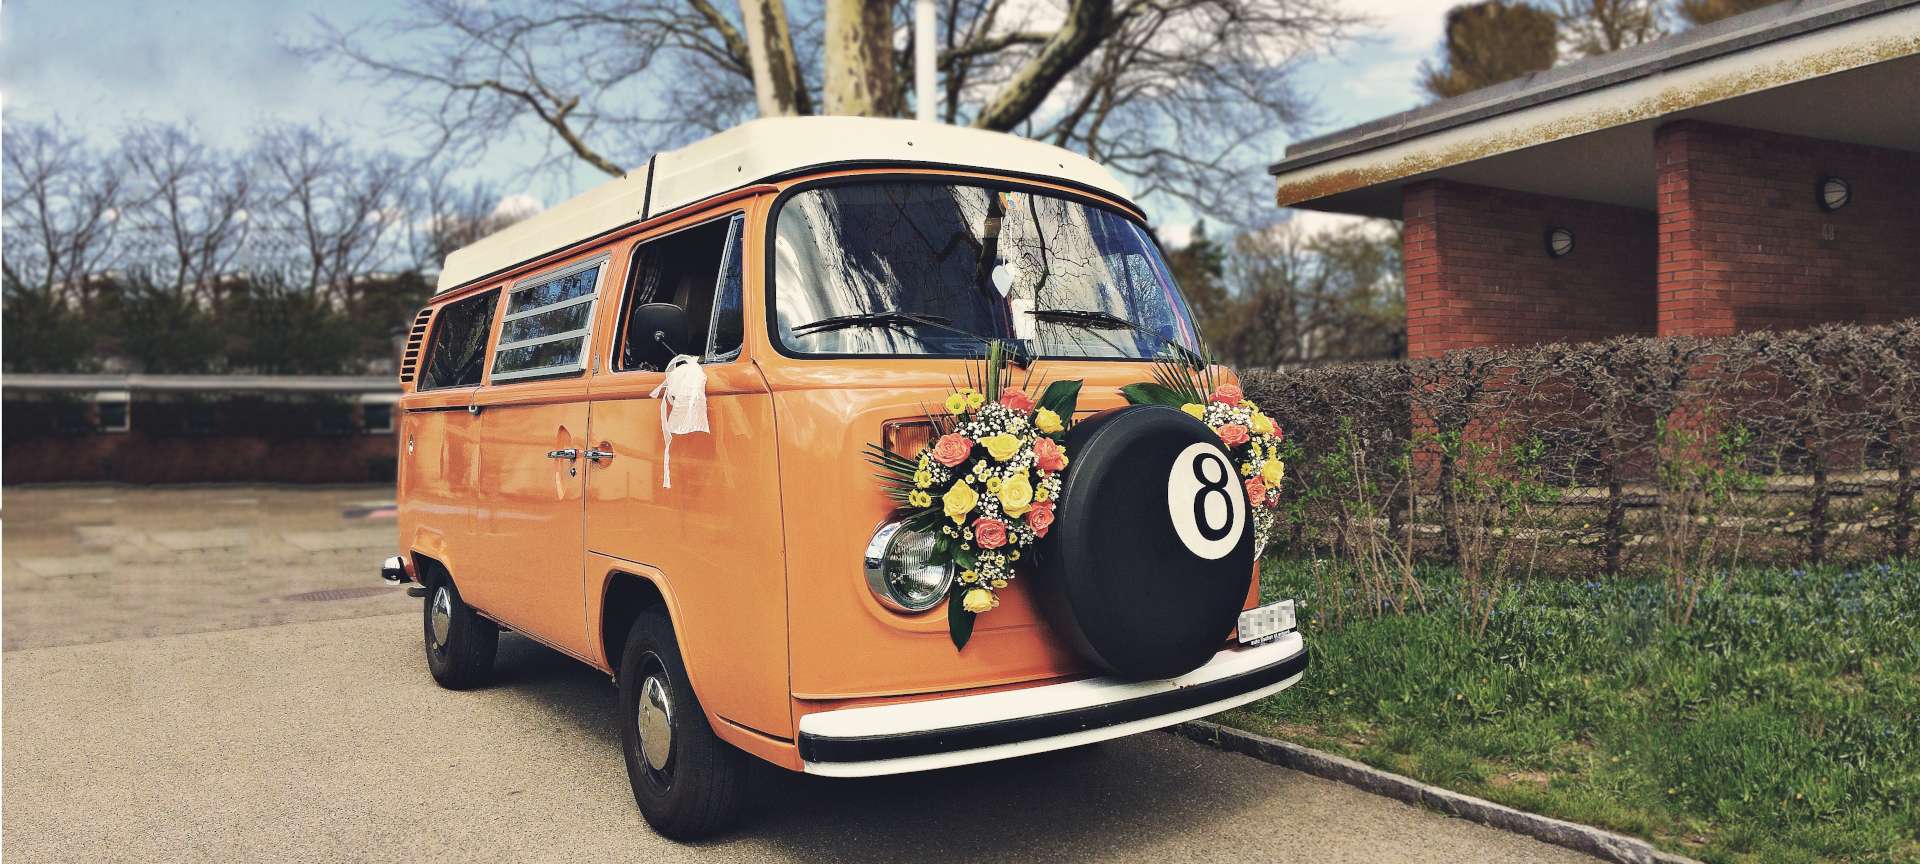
<box><xmin>1172</xmin><ymin>720</ymin><xmax>1703</xmax><ymax>864</ymax></box>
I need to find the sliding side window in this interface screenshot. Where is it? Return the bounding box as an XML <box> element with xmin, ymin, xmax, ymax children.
<box><xmin>617</xmin><ymin>213</ymin><xmax>746</xmax><ymax>370</ymax></box>
<box><xmin>492</xmin><ymin>256</ymin><xmax>606</xmax><ymax>382</ymax></box>
<box><xmin>418</xmin><ymin>289</ymin><xmax>500</xmax><ymax>390</ymax></box>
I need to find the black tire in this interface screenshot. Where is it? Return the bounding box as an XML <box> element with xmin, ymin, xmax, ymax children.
<box><xmin>423</xmin><ymin>575</ymin><xmax>498</xmax><ymax>690</ymax></box>
<box><xmin>617</xmin><ymin>607</ymin><xmax>751</xmax><ymax>840</ymax></box>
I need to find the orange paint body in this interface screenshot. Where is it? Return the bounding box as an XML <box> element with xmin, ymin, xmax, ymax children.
<box><xmin>396</xmin><ymin>168</ymin><xmax>1257</xmax><ymax>772</ymax></box>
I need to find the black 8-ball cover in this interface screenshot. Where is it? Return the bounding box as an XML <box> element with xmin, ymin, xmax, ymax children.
<box><xmin>1036</xmin><ymin>405</ymin><xmax>1255</xmax><ymax>680</ymax></box>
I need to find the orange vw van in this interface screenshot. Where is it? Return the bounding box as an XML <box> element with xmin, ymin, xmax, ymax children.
<box><xmin>380</xmin><ymin>117</ymin><xmax>1306</xmax><ymax>839</ymax></box>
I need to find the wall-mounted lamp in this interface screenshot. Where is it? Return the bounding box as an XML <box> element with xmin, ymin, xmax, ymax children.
<box><xmin>1546</xmin><ymin>227</ymin><xmax>1575</xmax><ymax>258</ymax></box>
<box><xmin>1818</xmin><ymin>176</ymin><xmax>1851</xmax><ymax>211</ymax></box>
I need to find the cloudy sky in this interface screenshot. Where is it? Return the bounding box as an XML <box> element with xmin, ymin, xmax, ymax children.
<box><xmin>0</xmin><ymin>0</ymin><xmax>1443</xmax><ymax>231</ymax></box>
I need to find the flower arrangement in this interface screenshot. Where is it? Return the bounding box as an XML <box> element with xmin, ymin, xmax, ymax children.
<box><xmin>1120</xmin><ymin>349</ymin><xmax>1286</xmax><ymax>555</ymax></box>
<box><xmin>866</xmin><ymin>342</ymin><xmax>1081</xmax><ymax>648</ymax></box>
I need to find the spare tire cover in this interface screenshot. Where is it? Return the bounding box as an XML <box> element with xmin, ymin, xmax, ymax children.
<box><xmin>1037</xmin><ymin>405</ymin><xmax>1255</xmax><ymax>680</ymax></box>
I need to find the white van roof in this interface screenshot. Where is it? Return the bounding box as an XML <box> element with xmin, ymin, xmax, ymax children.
<box><xmin>435</xmin><ymin>116</ymin><xmax>1138</xmax><ymax>294</ymax></box>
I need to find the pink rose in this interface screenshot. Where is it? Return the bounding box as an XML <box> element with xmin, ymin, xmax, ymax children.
<box><xmin>1218</xmin><ymin>424</ymin><xmax>1250</xmax><ymax>447</ymax></box>
<box><xmin>1244</xmin><ymin>476</ymin><xmax>1266</xmax><ymax>505</ymax></box>
<box><xmin>999</xmin><ymin>389</ymin><xmax>1036</xmax><ymax>412</ymax></box>
<box><xmin>1032</xmin><ymin>436</ymin><xmax>1068</xmax><ymax>473</ymax></box>
<box><xmin>932</xmin><ymin>433</ymin><xmax>973</xmax><ymax>468</ymax></box>
<box><xmin>1210</xmin><ymin>384</ymin><xmax>1244</xmax><ymax>405</ymax></box>
<box><xmin>1026</xmin><ymin>501</ymin><xmax>1055</xmax><ymax>538</ymax></box>
<box><xmin>972</xmin><ymin>517</ymin><xmax>1008</xmax><ymax>549</ymax></box>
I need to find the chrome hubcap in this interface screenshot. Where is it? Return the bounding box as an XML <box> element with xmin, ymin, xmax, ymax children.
<box><xmin>637</xmin><ymin>673</ymin><xmax>674</xmax><ymax>772</ymax></box>
<box><xmin>429</xmin><ymin>587</ymin><xmax>452</xmax><ymax>648</ymax></box>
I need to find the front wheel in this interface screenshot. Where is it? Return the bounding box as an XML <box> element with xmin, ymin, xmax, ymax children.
<box><xmin>618</xmin><ymin>607</ymin><xmax>751</xmax><ymax>839</ymax></box>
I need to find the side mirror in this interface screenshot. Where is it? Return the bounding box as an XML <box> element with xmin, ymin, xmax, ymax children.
<box><xmin>631</xmin><ymin>302</ymin><xmax>689</xmax><ymax>370</ymax></box>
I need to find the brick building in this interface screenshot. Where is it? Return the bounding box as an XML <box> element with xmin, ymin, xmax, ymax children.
<box><xmin>1270</xmin><ymin>0</ymin><xmax>1919</xmax><ymax>358</ymax></box>
<box><xmin>3</xmin><ymin>375</ymin><xmax>399</xmax><ymax>484</ymax></box>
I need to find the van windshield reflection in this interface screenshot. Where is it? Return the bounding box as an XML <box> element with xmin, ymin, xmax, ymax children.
<box><xmin>772</xmin><ymin>181</ymin><xmax>1200</xmax><ymax>359</ymax></box>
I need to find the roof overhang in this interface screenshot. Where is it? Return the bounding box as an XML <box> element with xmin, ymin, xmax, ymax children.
<box><xmin>1271</xmin><ymin>0</ymin><xmax>1920</xmax><ymax>218</ymax></box>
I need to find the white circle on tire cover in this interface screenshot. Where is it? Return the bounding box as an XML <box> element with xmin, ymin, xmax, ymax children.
<box><xmin>1166</xmin><ymin>441</ymin><xmax>1246</xmax><ymax>560</ymax></box>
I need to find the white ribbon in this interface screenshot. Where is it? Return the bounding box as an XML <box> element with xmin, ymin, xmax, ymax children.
<box><xmin>647</xmin><ymin>355</ymin><xmax>709</xmax><ymax>488</ymax></box>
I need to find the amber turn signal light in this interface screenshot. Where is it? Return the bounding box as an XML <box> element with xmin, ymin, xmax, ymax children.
<box><xmin>882</xmin><ymin>419</ymin><xmax>935</xmax><ymax>459</ymax></box>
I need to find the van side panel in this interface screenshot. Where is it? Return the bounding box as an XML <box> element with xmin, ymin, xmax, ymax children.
<box><xmin>398</xmin><ymin>398</ymin><xmax>485</xmax><ymax>585</ymax></box>
<box><xmin>585</xmin><ymin>363</ymin><xmax>791</xmax><ymax>739</ymax></box>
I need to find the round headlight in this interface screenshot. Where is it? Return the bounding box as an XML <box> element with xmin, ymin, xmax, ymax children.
<box><xmin>864</xmin><ymin>519</ymin><xmax>955</xmax><ymax>613</ymax></box>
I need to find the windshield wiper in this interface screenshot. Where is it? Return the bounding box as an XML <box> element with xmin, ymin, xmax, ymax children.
<box><xmin>791</xmin><ymin>311</ymin><xmax>954</xmax><ymax>336</ymax></box>
<box><xmin>1029</xmin><ymin>308</ymin><xmax>1207</xmax><ymax>366</ymax></box>
<box><xmin>791</xmin><ymin>311</ymin><xmax>1030</xmax><ymax>366</ymax></box>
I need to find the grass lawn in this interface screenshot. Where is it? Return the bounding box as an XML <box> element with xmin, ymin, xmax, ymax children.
<box><xmin>1229</xmin><ymin>558</ymin><xmax>1920</xmax><ymax>864</ymax></box>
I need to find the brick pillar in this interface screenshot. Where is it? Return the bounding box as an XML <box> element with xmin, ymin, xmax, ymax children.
<box><xmin>1400</xmin><ymin>180</ymin><xmax>1657</xmax><ymax>359</ymax></box>
<box><xmin>1655</xmin><ymin>119</ymin><xmax>1920</xmax><ymax>337</ymax></box>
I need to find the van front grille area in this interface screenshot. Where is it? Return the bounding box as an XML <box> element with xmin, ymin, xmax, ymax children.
<box><xmin>399</xmin><ymin>308</ymin><xmax>433</xmax><ymax>384</ymax></box>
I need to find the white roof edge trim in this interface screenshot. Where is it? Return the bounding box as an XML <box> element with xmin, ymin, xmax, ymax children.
<box><xmin>1271</xmin><ymin>6</ymin><xmax>1920</xmax><ymax>207</ymax></box>
<box><xmin>436</xmin><ymin>117</ymin><xmax>1138</xmax><ymax>294</ymax></box>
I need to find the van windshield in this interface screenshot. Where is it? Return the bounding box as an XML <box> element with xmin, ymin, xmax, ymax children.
<box><xmin>771</xmin><ymin>180</ymin><xmax>1200</xmax><ymax>359</ymax></box>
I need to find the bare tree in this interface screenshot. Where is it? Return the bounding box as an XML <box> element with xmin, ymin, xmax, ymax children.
<box><xmin>119</xmin><ymin>122</ymin><xmax>255</xmax><ymax>300</ymax></box>
<box><xmin>1</xmin><ymin>120</ymin><xmax>126</xmax><ymax>300</ymax></box>
<box><xmin>823</xmin><ymin>0</ymin><xmax>899</xmax><ymax>115</ymax></box>
<box><xmin>406</xmin><ymin>168</ymin><xmax>538</xmax><ymax>271</ymax></box>
<box><xmin>252</xmin><ymin>124</ymin><xmax>411</xmax><ymax>296</ymax></box>
<box><xmin>305</xmin><ymin>0</ymin><xmax>1356</xmax><ymax>223</ymax></box>
<box><xmin>1214</xmin><ymin>218</ymin><xmax>1404</xmax><ymax>367</ymax></box>
<box><xmin>740</xmin><ymin>0</ymin><xmax>813</xmax><ymax>115</ymax></box>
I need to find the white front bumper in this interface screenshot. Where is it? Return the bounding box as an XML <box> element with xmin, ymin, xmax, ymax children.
<box><xmin>798</xmin><ymin>631</ymin><xmax>1307</xmax><ymax>777</ymax></box>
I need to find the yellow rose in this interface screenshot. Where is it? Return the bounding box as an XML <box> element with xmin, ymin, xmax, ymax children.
<box><xmin>909</xmin><ymin>490</ymin><xmax>932</xmax><ymax>508</ymax></box>
<box><xmin>966</xmin><ymin>391</ymin><xmax>986</xmax><ymax>410</ymax></box>
<box><xmin>1262</xmin><ymin>460</ymin><xmax>1285</xmax><ymax>486</ymax></box>
<box><xmin>1181</xmin><ymin>403</ymin><xmax>1205</xmax><ymax>420</ymax></box>
<box><xmin>1251</xmin><ymin>412</ymin><xmax>1274</xmax><ymax>436</ymax></box>
<box><xmin>945</xmin><ymin>392</ymin><xmax>969</xmax><ymax>414</ymax></box>
<box><xmin>998</xmin><ymin>469</ymin><xmax>1034</xmax><ymax>517</ymax></box>
<box><xmin>962</xmin><ymin>588</ymin><xmax>997</xmax><ymax>614</ymax></box>
<box><xmin>914</xmin><ymin>468</ymin><xmax>933</xmax><ymax>488</ymax></box>
<box><xmin>981</xmin><ymin>433</ymin><xmax>1022</xmax><ymax>462</ymax></box>
<box><xmin>1035</xmin><ymin>408</ymin><xmax>1064</xmax><ymax>434</ymax></box>
<box><xmin>942</xmin><ymin>481</ymin><xmax>979</xmax><ymax>524</ymax></box>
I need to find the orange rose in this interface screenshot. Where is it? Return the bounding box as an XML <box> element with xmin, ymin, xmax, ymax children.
<box><xmin>932</xmin><ymin>433</ymin><xmax>972</xmax><ymax>467</ymax></box>
<box><xmin>972</xmin><ymin>517</ymin><xmax>1008</xmax><ymax>549</ymax></box>
<box><xmin>1244</xmin><ymin>476</ymin><xmax>1266</xmax><ymax>505</ymax></box>
<box><xmin>1210</xmin><ymin>384</ymin><xmax>1243</xmax><ymax>405</ymax></box>
<box><xmin>1026</xmin><ymin>501</ymin><xmax>1055</xmax><ymax>538</ymax></box>
<box><xmin>1032</xmin><ymin>436</ymin><xmax>1068</xmax><ymax>472</ymax></box>
<box><xmin>999</xmin><ymin>389</ymin><xmax>1036</xmax><ymax>412</ymax></box>
<box><xmin>1218</xmin><ymin>423</ymin><xmax>1250</xmax><ymax>447</ymax></box>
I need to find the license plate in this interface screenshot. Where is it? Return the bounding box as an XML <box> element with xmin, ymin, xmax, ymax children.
<box><xmin>1238</xmin><ymin>600</ymin><xmax>1296</xmax><ymax>645</ymax></box>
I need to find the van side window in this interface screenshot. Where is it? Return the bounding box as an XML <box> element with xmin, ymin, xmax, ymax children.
<box><xmin>705</xmin><ymin>215</ymin><xmax>747</xmax><ymax>362</ymax></box>
<box><xmin>492</xmin><ymin>257</ymin><xmax>606</xmax><ymax>382</ymax></box>
<box><xmin>418</xmin><ymin>289</ymin><xmax>500</xmax><ymax>390</ymax></box>
<box><xmin>617</xmin><ymin>213</ymin><xmax>744</xmax><ymax>370</ymax></box>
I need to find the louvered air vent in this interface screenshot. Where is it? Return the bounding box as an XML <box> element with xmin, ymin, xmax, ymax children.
<box><xmin>399</xmin><ymin>307</ymin><xmax>433</xmax><ymax>384</ymax></box>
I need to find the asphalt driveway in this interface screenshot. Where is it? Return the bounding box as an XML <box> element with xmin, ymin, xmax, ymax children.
<box><xmin>1</xmin><ymin>486</ymin><xmax>1596</xmax><ymax>862</ymax></box>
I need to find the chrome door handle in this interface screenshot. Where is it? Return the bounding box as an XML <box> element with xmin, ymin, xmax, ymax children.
<box><xmin>547</xmin><ymin>448</ymin><xmax>579</xmax><ymax>460</ymax></box>
<box><xmin>585</xmin><ymin>448</ymin><xmax>615</xmax><ymax>463</ymax></box>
